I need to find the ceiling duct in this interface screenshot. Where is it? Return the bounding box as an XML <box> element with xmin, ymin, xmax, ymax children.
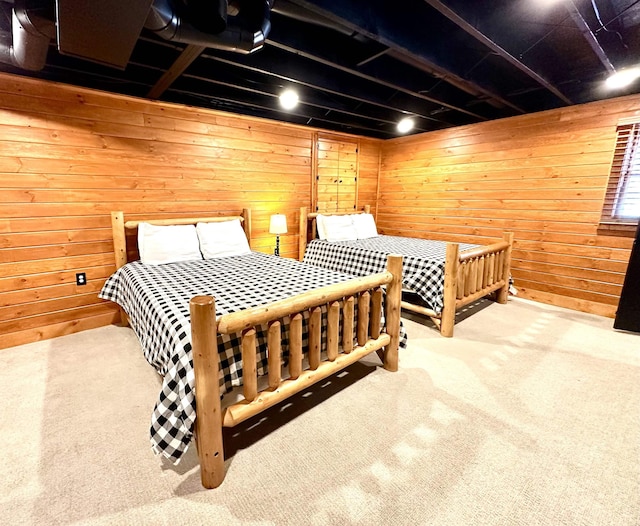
<box><xmin>0</xmin><ymin>0</ymin><xmax>55</xmax><ymax>71</ymax></box>
<box><xmin>145</xmin><ymin>0</ymin><xmax>274</xmax><ymax>53</ymax></box>
<box><xmin>184</xmin><ymin>0</ymin><xmax>228</xmax><ymax>34</ymax></box>
<box><xmin>0</xmin><ymin>0</ymin><xmax>272</xmax><ymax>73</ymax></box>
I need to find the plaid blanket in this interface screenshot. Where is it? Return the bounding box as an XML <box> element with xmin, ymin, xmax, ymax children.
<box><xmin>99</xmin><ymin>252</ymin><xmax>406</xmax><ymax>464</ymax></box>
<box><xmin>303</xmin><ymin>236</ymin><xmax>479</xmax><ymax>314</ymax></box>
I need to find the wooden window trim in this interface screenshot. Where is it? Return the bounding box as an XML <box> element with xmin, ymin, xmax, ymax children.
<box><xmin>598</xmin><ymin>122</ymin><xmax>640</xmax><ymax>237</ymax></box>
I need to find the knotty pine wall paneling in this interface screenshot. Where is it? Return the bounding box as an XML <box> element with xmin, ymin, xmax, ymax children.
<box><xmin>379</xmin><ymin>95</ymin><xmax>640</xmax><ymax>317</ymax></box>
<box><xmin>358</xmin><ymin>138</ymin><xmax>382</xmax><ymax>217</ymax></box>
<box><xmin>0</xmin><ymin>73</ymin><xmax>381</xmax><ymax>349</ymax></box>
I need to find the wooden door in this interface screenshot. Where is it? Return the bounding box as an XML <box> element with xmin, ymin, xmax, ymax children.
<box><xmin>316</xmin><ymin>137</ymin><xmax>358</xmax><ymax>213</ymax></box>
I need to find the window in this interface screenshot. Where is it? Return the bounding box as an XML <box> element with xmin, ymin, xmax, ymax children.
<box><xmin>600</xmin><ymin>122</ymin><xmax>640</xmax><ymax>235</ymax></box>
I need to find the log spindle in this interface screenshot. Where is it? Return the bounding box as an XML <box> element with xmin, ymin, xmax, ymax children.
<box><xmin>242</xmin><ymin>328</ymin><xmax>257</xmax><ymax>401</ymax></box>
<box><xmin>488</xmin><ymin>253</ymin><xmax>495</xmax><ymax>286</ymax></box>
<box><xmin>464</xmin><ymin>259</ymin><xmax>472</xmax><ymax>297</ymax></box>
<box><xmin>470</xmin><ymin>259</ymin><xmax>478</xmax><ymax>295</ymax></box>
<box><xmin>327</xmin><ymin>301</ymin><xmax>340</xmax><ymax>361</ymax></box>
<box><xmin>289</xmin><ymin>313</ymin><xmax>303</xmax><ymax>379</ymax></box>
<box><xmin>370</xmin><ymin>287</ymin><xmax>382</xmax><ymax>339</ymax></box>
<box><xmin>357</xmin><ymin>291</ymin><xmax>370</xmax><ymax>346</ymax></box>
<box><xmin>309</xmin><ymin>306</ymin><xmax>321</xmax><ymax>369</ymax></box>
<box><xmin>477</xmin><ymin>256</ymin><xmax>485</xmax><ymax>291</ymax></box>
<box><xmin>342</xmin><ymin>296</ymin><xmax>354</xmax><ymax>353</ymax></box>
<box><xmin>267</xmin><ymin>321</ymin><xmax>281</xmax><ymax>389</ymax></box>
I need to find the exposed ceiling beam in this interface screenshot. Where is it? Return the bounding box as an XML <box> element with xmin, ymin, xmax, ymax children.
<box><xmin>147</xmin><ymin>44</ymin><xmax>206</xmax><ymax>99</ymax></box>
<box><xmin>267</xmin><ymin>38</ymin><xmax>488</xmax><ymax>121</ymax></box>
<box><xmin>181</xmin><ymin>69</ymin><xmax>410</xmax><ymax>128</ymax></box>
<box><xmin>271</xmin><ymin>0</ymin><xmax>355</xmax><ymax>37</ymax></box>
<box><xmin>138</xmin><ymin>35</ymin><xmax>466</xmax><ymax>127</ymax></box>
<box><xmin>594</xmin><ymin>0</ymin><xmax>640</xmax><ymax>33</ymax></box>
<box><xmin>422</xmin><ymin>0</ymin><xmax>573</xmax><ymax>105</ymax></box>
<box><xmin>170</xmin><ymin>77</ymin><xmax>406</xmax><ymax>137</ymax></box>
<box><xmin>357</xmin><ymin>48</ymin><xmax>390</xmax><ymax>67</ymax></box>
<box><xmin>283</xmin><ymin>0</ymin><xmax>525</xmax><ymax>113</ymax></box>
<box><xmin>265</xmin><ymin>12</ymin><xmax>491</xmax><ymax>119</ymax></box>
<box><xmin>566</xmin><ymin>0</ymin><xmax>616</xmax><ymax>74</ymax></box>
<box><xmin>197</xmin><ymin>48</ymin><xmax>458</xmax><ymax>126</ymax></box>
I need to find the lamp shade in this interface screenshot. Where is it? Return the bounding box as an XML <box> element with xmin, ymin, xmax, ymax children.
<box><xmin>269</xmin><ymin>214</ymin><xmax>288</xmax><ymax>235</ymax></box>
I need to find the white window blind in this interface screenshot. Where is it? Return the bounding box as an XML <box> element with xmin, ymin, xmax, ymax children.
<box><xmin>600</xmin><ymin>123</ymin><xmax>640</xmax><ymax>230</ymax></box>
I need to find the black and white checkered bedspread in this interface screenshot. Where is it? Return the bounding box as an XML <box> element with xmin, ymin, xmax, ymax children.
<box><xmin>303</xmin><ymin>236</ymin><xmax>479</xmax><ymax>314</ymax></box>
<box><xmin>99</xmin><ymin>251</ymin><xmax>406</xmax><ymax>464</ymax></box>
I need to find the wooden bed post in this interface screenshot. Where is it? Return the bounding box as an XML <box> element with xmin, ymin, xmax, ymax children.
<box><xmin>242</xmin><ymin>208</ymin><xmax>252</xmax><ymax>248</ymax></box>
<box><xmin>110</xmin><ymin>211</ymin><xmax>129</xmax><ymax>327</ymax></box>
<box><xmin>190</xmin><ymin>295</ymin><xmax>225</xmax><ymax>489</ymax></box>
<box><xmin>496</xmin><ymin>232</ymin><xmax>514</xmax><ymax>304</ymax></box>
<box><xmin>299</xmin><ymin>206</ymin><xmax>308</xmax><ymax>261</ymax></box>
<box><xmin>440</xmin><ymin>243</ymin><xmax>460</xmax><ymax>338</ymax></box>
<box><xmin>110</xmin><ymin>212</ymin><xmax>127</xmax><ymax>270</ymax></box>
<box><xmin>383</xmin><ymin>254</ymin><xmax>402</xmax><ymax>371</ymax></box>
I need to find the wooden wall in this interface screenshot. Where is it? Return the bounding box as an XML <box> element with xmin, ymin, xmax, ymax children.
<box><xmin>0</xmin><ymin>73</ymin><xmax>380</xmax><ymax>350</ymax></box>
<box><xmin>358</xmin><ymin>138</ymin><xmax>382</xmax><ymax>216</ymax></box>
<box><xmin>3</xmin><ymin>69</ymin><xmax>637</xmax><ymax>350</ymax></box>
<box><xmin>379</xmin><ymin>95</ymin><xmax>640</xmax><ymax>317</ymax></box>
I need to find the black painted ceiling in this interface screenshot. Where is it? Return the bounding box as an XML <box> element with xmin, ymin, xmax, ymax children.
<box><xmin>1</xmin><ymin>0</ymin><xmax>640</xmax><ymax>139</ymax></box>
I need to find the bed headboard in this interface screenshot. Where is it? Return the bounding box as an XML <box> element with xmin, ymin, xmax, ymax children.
<box><xmin>298</xmin><ymin>205</ymin><xmax>371</xmax><ymax>261</ymax></box>
<box><xmin>110</xmin><ymin>209</ymin><xmax>252</xmax><ymax>270</ymax></box>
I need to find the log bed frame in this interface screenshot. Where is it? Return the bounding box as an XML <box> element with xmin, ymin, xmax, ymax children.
<box><xmin>109</xmin><ymin>209</ymin><xmax>403</xmax><ymax>489</ymax></box>
<box><xmin>299</xmin><ymin>206</ymin><xmax>513</xmax><ymax>338</ymax></box>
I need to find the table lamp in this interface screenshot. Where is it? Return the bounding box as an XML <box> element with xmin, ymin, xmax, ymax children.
<box><xmin>269</xmin><ymin>214</ymin><xmax>287</xmax><ymax>256</ymax></box>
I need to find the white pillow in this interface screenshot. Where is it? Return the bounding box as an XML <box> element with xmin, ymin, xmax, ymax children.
<box><xmin>315</xmin><ymin>214</ymin><xmax>328</xmax><ymax>240</ymax></box>
<box><xmin>196</xmin><ymin>219</ymin><xmax>251</xmax><ymax>258</ymax></box>
<box><xmin>322</xmin><ymin>214</ymin><xmax>358</xmax><ymax>242</ymax></box>
<box><xmin>138</xmin><ymin>223</ymin><xmax>202</xmax><ymax>265</ymax></box>
<box><xmin>352</xmin><ymin>213</ymin><xmax>378</xmax><ymax>239</ymax></box>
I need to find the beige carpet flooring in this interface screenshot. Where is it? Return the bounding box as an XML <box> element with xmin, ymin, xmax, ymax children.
<box><xmin>1</xmin><ymin>297</ymin><xmax>639</xmax><ymax>526</ymax></box>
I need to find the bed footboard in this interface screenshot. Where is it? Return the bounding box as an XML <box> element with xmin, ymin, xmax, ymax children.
<box><xmin>189</xmin><ymin>254</ymin><xmax>403</xmax><ymax>489</ymax></box>
<box><xmin>440</xmin><ymin>232</ymin><xmax>514</xmax><ymax>337</ymax></box>
<box><xmin>400</xmin><ymin>232</ymin><xmax>513</xmax><ymax>337</ymax></box>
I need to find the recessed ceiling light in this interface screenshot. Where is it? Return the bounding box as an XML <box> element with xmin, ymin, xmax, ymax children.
<box><xmin>605</xmin><ymin>68</ymin><xmax>640</xmax><ymax>90</ymax></box>
<box><xmin>279</xmin><ymin>89</ymin><xmax>299</xmax><ymax>110</ymax></box>
<box><xmin>397</xmin><ymin>117</ymin><xmax>414</xmax><ymax>133</ymax></box>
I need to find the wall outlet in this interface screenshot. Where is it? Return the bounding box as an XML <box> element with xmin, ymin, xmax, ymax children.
<box><xmin>76</xmin><ymin>272</ymin><xmax>87</xmax><ymax>286</ymax></box>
